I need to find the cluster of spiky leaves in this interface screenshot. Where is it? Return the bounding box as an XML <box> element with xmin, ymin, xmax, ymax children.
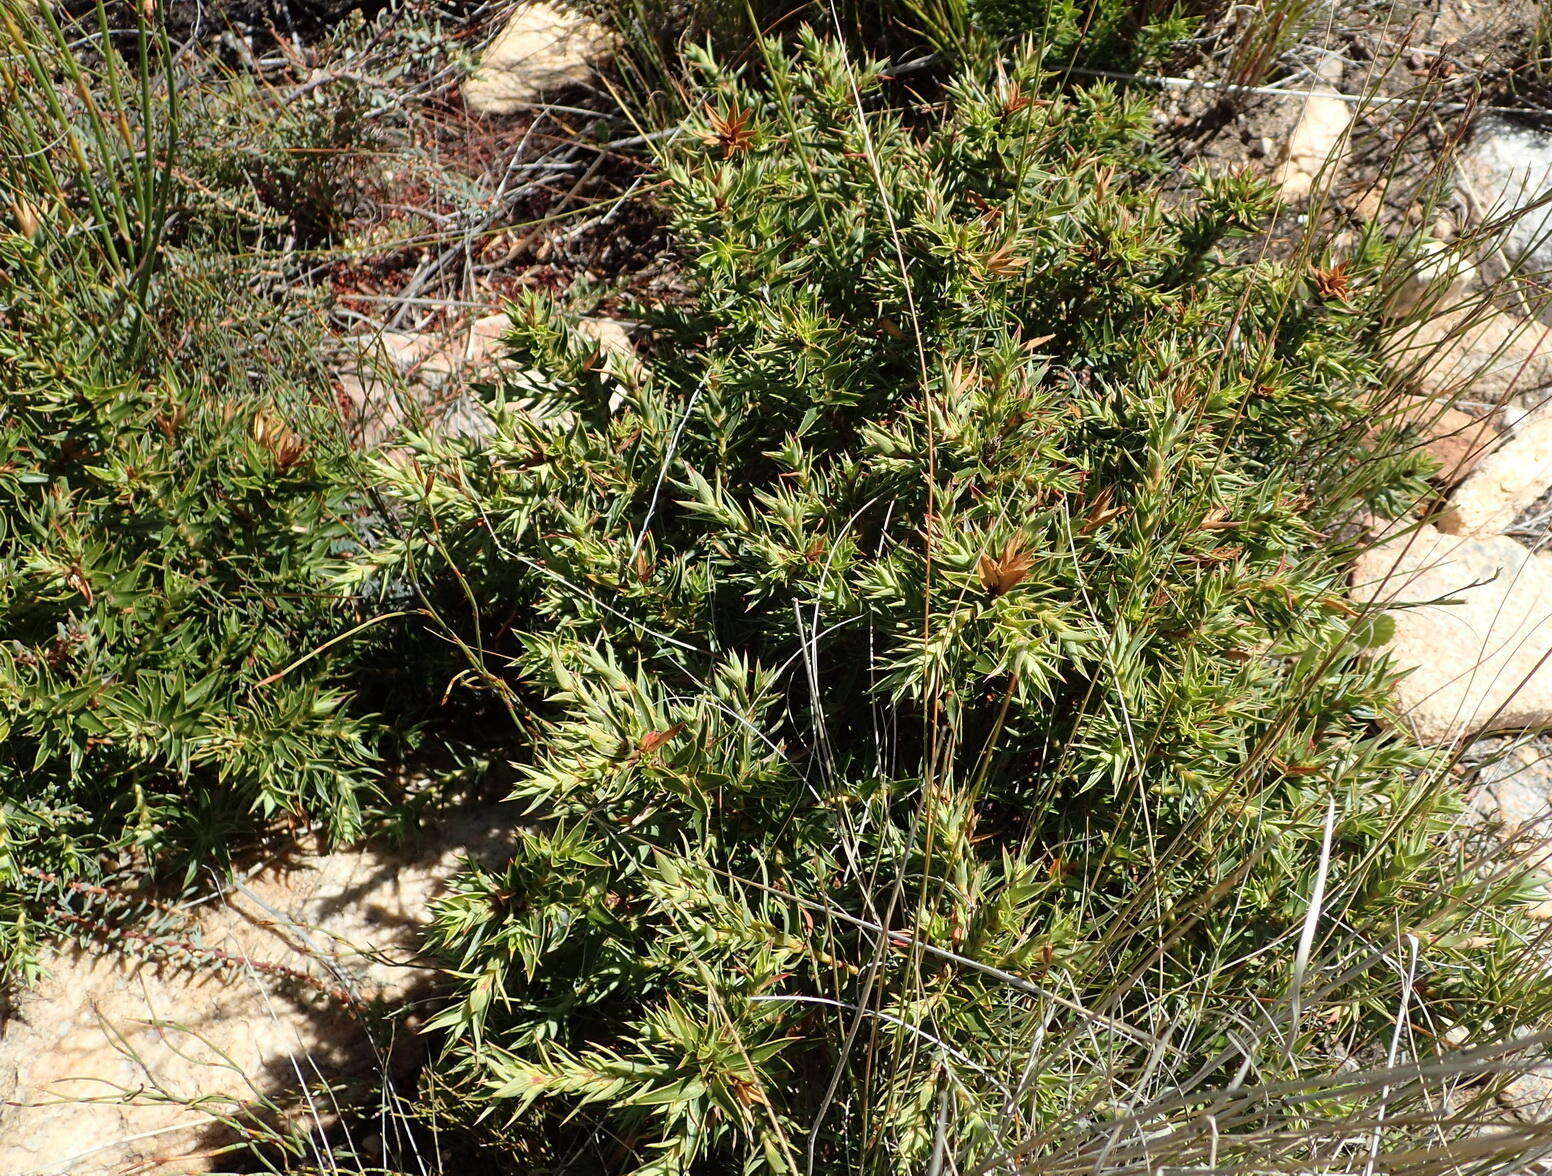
<box><xmin>0</xmin><ymin>0</ymin><xmax>402</xmax><ymax>979</ymax></box>
<box><xmin>0</xmin><ymin>230</ymin><xmax>378</xmax><ymax>974</ymax></box>
<box><xmin>339</xmin><ymin>31</ymin><xmax>1545</xmax><ymax>1174</ymax></box>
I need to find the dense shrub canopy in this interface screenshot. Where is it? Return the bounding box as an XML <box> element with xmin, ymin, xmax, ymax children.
<box><xmin>338</xmin><ymin>31</ymin><xmax>1521</xmax><ymax>1174</ymax></box>
<box><xmin>3</xmin><ymin>7</ymin><xmax>1545</xmax><ymax>1173</ymax></box>
<box><xmin>0</xmin><ymin>235</ymin><xmax>377</xmax><ymax>972</ymax></box>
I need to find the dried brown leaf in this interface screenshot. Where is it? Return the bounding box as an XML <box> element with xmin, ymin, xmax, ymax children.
<box><xmin>978</xmin><ymin>537</ymin><xmax>1036</xmax><ymax>596</ymax></box>
<box><xmin>638</xmin><ymin>721</ymin><xmax>687</xmax><ymax>757</ymax></box>
<box><xmin>980</xmin><ymin>240</ymin><xmax>1029</xmax><ymax>278</ymax></box>
<box><xmin>1312</xmin><ymin>261</ymin><xmax>1351</xmax><ymax>302</ymax></box>
<box><xmin>703</xmin><ymin>103</ymin><xmax>756</xmax><ymax>157</ymax></box>
<box><xmin>1078</xmin><ymin>486</ymin><xmax>1123</xmax><ymax>534</ymax></box>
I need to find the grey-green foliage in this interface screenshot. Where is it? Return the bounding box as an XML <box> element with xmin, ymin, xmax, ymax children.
<box><xmin>346</xmin><ymin>29</ymin><xmax>1542</xmax><ymax>1175</ymax></box>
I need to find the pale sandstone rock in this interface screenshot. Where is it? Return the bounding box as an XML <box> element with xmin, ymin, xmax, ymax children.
<box><xmin>0</xmin><ymin>808</ymin><xmax>515</xmax><ymax>1176</ymax></box>
<box><xmin>462</xmin><ymin>2</ymin><xmax>612</xmax><ymax>116</ymax></box>
<box><xmin>1387</xmin><ymin>305</ymin><xmax>1552</xmax><ymax>409</ymax></box>
<box><xmin>1457</xmin><ymin>116</ymin><xmax>1552</xmax><ymax>277</ymax></box>
<box><xmin>1384</xmin><ymin>239</ymin><xmax>1474</xmax><ymax>320</ymax></box>
<box><xmin>1404</xmin><ymin>400</ymin><xmax>1498</xmax><ymax>486</ymax></box>
<box><xmin>339</xmin><ymin>313</ymin><xmax>637</xmax><ymax>446</ymax></box>
<box><xmin>1274</xmin><ymin>58</ymin><xmax>1351</xmax><ymax>201</ymax></box>
<box><xmin>461</xmin><ymin>312</ymin><xmax>635</xmax><ymax>369</ymax></box>
<box><xmin>369</xmin><ymin>313</ymin><xmax>632</xmax><ymax>384</ymax></box>
<box><xmin>1351</xmin><ymin>524</ymin><xmax>1552</xmax><ymax>744</ymax></box>
<box><xmin>1424</xmin><ymin>0</ymin><xmax>1521</xmax><ymax>48</ymax></box>
<box><xmin>1471</xmin><ymin>742</ymin><xmax>1552</xmax><ymax>834</ymax></box>
<box><xmin>1437</xmin><ymin>404</ymin><xmax>1552</xmax><ymax>535</ymax></box>
<box><xmin>1501</xmin><ymin>1064</ymin><xmax>1552</xmax><ymax>1122</ymax></box>
<box><xmin>576</xmin><ymin>316</ymin><xmax>636</xmax><ymax>366</ymax></box>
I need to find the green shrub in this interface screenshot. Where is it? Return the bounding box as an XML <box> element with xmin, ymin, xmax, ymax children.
<box><xmin>960</xmin><ymin>0</ymin><xmax>1195</xmax><ymax>69</ymax></box>
<box><xmin>0</xmin><ymin>2</ymin><xmax>379</xmax><ymax>974</ymax></box>
<box><xmin>595</xmin><ymin>0</ymin><xmax>1189</xmax><ymax>93</ymax></box>
<box><xmin>348</xmin><ymin>30</ymin><xmax>1540</xmax><ymax>1174</ymax></box>
<box><xmin>958</xmin><ymin>0</ymin><xmax>1314</xmax><ymax>84</ymax></box>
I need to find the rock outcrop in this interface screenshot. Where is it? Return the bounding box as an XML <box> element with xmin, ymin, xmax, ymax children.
<box><xmin>1352</xmin><ymin>524</ymin><xmax>1552</xmax><ymax>744</ymax></box>
<box><xmin>1404</xmin><ymin>399</ymin><xmax>1499</xmax><ymax>486</ymax></box>
<box><xmin>1457</xmin><ymin>116</ymin><xmax>1552</xmax><ymax>278</ymax></box>
<box><xmin>1438</xmin><ymin>403</ymin><xmax>1552</xmax><ymax>536</ymax></box>
<box><xmin>1387</xmin><ymin>304</ymin><xmax>1552</xmax><ymax>409</ymax></box>
<box><xmin>0</xmin><ymin>807</ymin><xmax>516</xmax><ymax>1176</ymax></box>
<box><xmin>1471</xmin><ymin>740</ymin><xmax>1552</xmax><ymax>836</ymax></box>
<box><xmin>1274</xmin><ymin>56</ymin><xmax>1351</xmax><ymax>201</ymax></box>
<box><xmin>462</xmin><ymin>2</ymin><xmax>613</xmax><ymax>116</ymax></box>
